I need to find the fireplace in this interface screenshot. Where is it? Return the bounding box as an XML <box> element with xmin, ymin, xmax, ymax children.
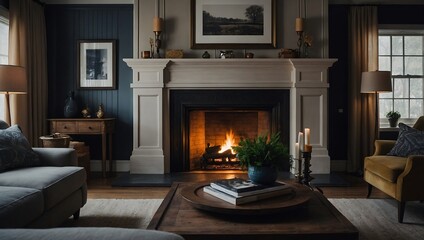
<box><xmin>124</xmin><ymin>58</ymin><xmax>336</xmax><ymax>174</ymax></box>
<box><xmin>170</xmin><ymin>90</ymin><xmax>290</xmax><ymax>172</ymax></box>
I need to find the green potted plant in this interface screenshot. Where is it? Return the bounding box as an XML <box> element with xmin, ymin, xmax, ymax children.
<box><xmin>386</xmin><ymin>111</ymin><xmax>401</xmax><ymax>127</ymax></box>
<box><xmin>232</xmin><ymin>132</ymin><xmax>289</xmax><ymax>185</ymax></box>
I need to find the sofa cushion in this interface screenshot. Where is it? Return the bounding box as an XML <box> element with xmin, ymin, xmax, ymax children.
<box><xmin>0</xmin><ymin>227</ymin><xmax>185</xmax><ymax>240</ymax></box>
<box><xmin>364</xmin><ymin>155</ymin><xmax>407</xmax><ymax>183</ymax></box>
<box><xmin>388</xmin><ymin>123</ymin><xmax>424</xmax><ymax>157</ymax></box>
<box><xmin>0</xmin><ymin>186</ymin><xmax>44</xmax><ymax>228</ymax></box>
<box><xmin>0</xmin><ymin>125</ymin><xmax>40</xmax><ymax>172</ymax></box>
<box><xmin>0</xmin><ymin>166</ymin><xmax>86</xmax><ymax>210</ymax></box>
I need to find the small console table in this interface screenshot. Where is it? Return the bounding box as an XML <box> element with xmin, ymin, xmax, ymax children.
<box><xmin>48</xmin><ymin>118</ymin><xmax>115</xmax><ymax>178</ymax></box>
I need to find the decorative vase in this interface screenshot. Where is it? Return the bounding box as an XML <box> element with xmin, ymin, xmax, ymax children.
<box><xmin>202</xmin><ymin>51</ymin><xmax>210</xmax><ymax>59</ymax></box>
<box><xmin>81</xmin><ymin>105</ymin><xmax>91</xmax><ymax>118</ymax></box>
<box><xmin>389</xmin><ymin>118</ymin><xmax>398</xmax><ymax>127</ymax></box>
<box><xmin>248</xmin><ymin>165</ymin><xmax>278</xmax><ymax>185</ymax></box>
<box><xmin>64</xmin><ymin>91</ymin><xmax>78</xmax><ymax>118</ymax></box>
<box><xmin>96</xmin><ymin>104</ymin><xmax>105</xmax><ymax>118</ymax></box>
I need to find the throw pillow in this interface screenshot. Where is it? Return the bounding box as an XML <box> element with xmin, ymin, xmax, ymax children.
<box><xmin>0</xmin><ymin>125</ymin><xmax>40</xmax><ymax>172</ymax></box>
<box><xmin>0</xmin><ymin>120</ymin><xmax>9</xmax><ymax>129</ymax></box>
<box><xmin>388</xmin><ymin>123</ymin><xmax>424</xmax><ymax>157</ymax></box>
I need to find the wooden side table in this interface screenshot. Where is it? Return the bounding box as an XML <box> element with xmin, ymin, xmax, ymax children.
<box><xmin>48</xmin><ymin>118</ymin><xmax>115</xmax><ymax>178</ymax></box>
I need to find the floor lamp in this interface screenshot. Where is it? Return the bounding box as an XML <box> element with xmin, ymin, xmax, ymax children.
<box><xmin>0</xmin><ymin>65</ymin><xmax>27</xmax><ymax>125</ymax></box>
<box><xmin>361</xmin><ymin>71</ymin><xmax>392</xmax><ymax>139</ymax></box>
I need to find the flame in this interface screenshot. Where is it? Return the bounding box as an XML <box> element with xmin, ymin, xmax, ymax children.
<box><xmin>219</xmin><ymin>129</ymin><xmax>236</xmax><ymax>154</ymax></box>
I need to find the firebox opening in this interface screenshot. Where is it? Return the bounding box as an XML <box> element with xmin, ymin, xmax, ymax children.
<box><xmin>189</xmin><ymin>110</ymin><xmax>271</xmax><ymax>171</ymax></box>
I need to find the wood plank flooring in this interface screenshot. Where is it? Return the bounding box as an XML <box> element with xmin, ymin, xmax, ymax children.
<box><xmin>87</xmin><ymin>172</ymin><xmax>389</xmax><ymax>199</ymax></box>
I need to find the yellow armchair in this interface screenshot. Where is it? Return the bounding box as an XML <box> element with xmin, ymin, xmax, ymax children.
<box><xmin>364</xmin><ymin>116</ymin><xmax>424</xmax><ymax>223</ymax></box>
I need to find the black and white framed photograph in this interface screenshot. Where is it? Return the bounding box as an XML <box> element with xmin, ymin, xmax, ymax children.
<box><xmin>78</xmin><ymin>40</ymin><xmax>116</xmax><ymax>89</ymax></box>
<box><xmin>190</xmin><ymin>0</ymin><xmax>276</xmax><ymax>49</ymax></box>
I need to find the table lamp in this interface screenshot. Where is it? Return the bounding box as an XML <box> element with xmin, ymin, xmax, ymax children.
<box><xmin>0</xmin><ymin>65</ymin><xmax>27</xmax><ymax>124</ymax></box>
<box><xmin>361</xmin><ymin>71</ymin><xmax>392</xmax><ymax>137</ymax></box>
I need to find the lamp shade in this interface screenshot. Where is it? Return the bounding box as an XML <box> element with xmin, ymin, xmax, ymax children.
<box><xmin>0</xmin><ymin>65</ymin><xmax>27</xmax><ymax>94</ymax></box>
<box><xmin>361</xmin><ymin>71</ymin><xmax>392</xmax><ymax>93</ymax></box>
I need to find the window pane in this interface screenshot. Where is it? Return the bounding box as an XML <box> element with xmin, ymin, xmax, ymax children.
<box><xmin>405</xmin><ymin>36</ymin><xmax>423</xmax><ymax>55</ymax></box>
<box><xmin>393</xmin><ymin>78</ymin><xmax>409</xmax><ymax>98</ymax></box>
<box><xmin>379</xmin><ymin>56</ymin><xmax>391</xmax><ymax>71</ymax></box>
<box><xmin>410</xmin><ymin>100</ymin><xmax>423</xmax><ymax>118</ymax></box>
<box><xmin>392</xmin><ymin>36</ymin><xmax>403</xmax><ymax>55</ymax></box>
<box><xmin>394</xmin><ymin>100</ymin><xmax>409</xmax><ymax>118</ymax></box>
<box><xmin>392</xmin><ymin>57</ymin><xmax>404</xmax><ymax>75</ymax></box>
<box><xmin>0</xmin><ymin>56</ymin><xmax>7</xmax><ymax>64</ymax></box>
<box><xmin>410</xmin><ymin>78</ymin><xmax>423</xmax><ymax>98</ymax></box>
<box><xmin>405</xmin><ymin>57</ymin><xmax>423</xmax><ymax>75</ymax></box>
<box><xmin>379</xmin><ymin>91</ymin><xmax>392</xmax><ymax>99</ymax></box>
<box><xmin>0</xmin><ymin>22</ymin><xmax>8</xmax><ymax>57</ymax></box>
<box><xmin>379</xmin><ymin>99</ymin><xmax>393</xmax><ymax>118</ymax></box>
<box><xmin>379</xmin><ymin>36</ymin><xmax>391</xmax><ymax>55</ymax></box>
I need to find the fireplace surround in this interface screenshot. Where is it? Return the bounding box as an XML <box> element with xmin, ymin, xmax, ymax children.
<box><xmin>124</xmin><ymin>58</ymin><xmax>337</xmax><ymax>174</ymax></box>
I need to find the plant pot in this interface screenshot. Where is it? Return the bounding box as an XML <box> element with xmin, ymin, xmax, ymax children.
<box><xmin>247</xmin><ymin>165</ymin><xmax>278</xmax><ymax>185</ymax></box>
<box><xmin>389</xmin><ymin>118</ymin><xmax>399</xmax><ymax>128</ymax></box>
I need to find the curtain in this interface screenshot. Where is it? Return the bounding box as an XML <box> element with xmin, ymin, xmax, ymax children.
<box><xmin>347</xmin><ymin>6</ymin><xmax>379</xmax><ymax>173</ymax></box>
<box><xmin>8</xmin><ymin>0</ymin><xmax>48</xmax><ymax>146</ymax></box>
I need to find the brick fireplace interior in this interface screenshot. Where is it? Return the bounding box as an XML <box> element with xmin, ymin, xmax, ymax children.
<box><xmin>189</xmin><ymin>110</ymin><xmax>271</xmax><ymax>170</ymax></box>
<box><xmin>170</xmin><ymin>89</ymin><xmax>290</xmax><ymax>172</ymax></box>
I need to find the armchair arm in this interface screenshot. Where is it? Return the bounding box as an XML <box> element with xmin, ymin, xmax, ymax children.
<box><xmin>396</xmin><ymin>155</ymin><xmax>424</xmax><ymax>201</ymax></box>
<box><xmin>33</xmin><ymin>148</ymin><xmax>78</xmax><ymax>167</ymax></box>
<box><xmin>373</xmin><ymin>140</ymin><xmax>396</xmax><ymax>155</ymax></box>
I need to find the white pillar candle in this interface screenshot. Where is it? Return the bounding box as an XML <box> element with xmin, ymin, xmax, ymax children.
<box><xmin>304</xmin><ymin>128</ymin><xmax>310</xmax><ymax>145</ymax></box>
<box><xmin>298</xmin><ymin>132</ymin><xmax>304</xmax><ymax>152</ymax></box>
<box><xmin>294</xmin><ymin>142</ymin><xmax>299</xmax><ymax>159</ymax></box>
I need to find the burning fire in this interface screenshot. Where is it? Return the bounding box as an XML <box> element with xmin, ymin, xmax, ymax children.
<box><xmin>219</xmin><ymin>129</ymin><xmax>236</xmax><ymax>154</ymax></box>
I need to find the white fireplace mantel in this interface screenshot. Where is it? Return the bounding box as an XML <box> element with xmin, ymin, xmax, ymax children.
<box><xmin>124</xmin><ymin>58</ymin><xmax>337</xmax><ymax>174</ymax></box>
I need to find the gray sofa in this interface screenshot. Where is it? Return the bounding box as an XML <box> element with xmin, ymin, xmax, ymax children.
<box><xmin>0</xmin><ymin>147</ymin><xmax>87</xmax><ymax>228</ymax></box>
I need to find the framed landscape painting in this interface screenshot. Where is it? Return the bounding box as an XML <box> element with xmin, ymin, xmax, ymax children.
<box><xmin>190</xmin><ymin>0</ymin><xmax>276</xmax><ymax>49</ymax></box>
<box><xmin>78</xmin><ymin>40</ymin><xmax>116</xmax><ymax>89</ymax></box>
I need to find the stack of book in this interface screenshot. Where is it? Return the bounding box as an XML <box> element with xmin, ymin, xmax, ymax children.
<box><xmin>203</xmin><ymin>177</ymin><xmax>292</xmax><ymax>205</ymax></box>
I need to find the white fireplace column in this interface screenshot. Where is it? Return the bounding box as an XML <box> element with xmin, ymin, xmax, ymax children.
<box><xmin>124</xmin><ymin>58</ymin><xmax>337</xmax><ymax>174</ymax></box>
<box><xmin>127</xmin><ymin>60</ymin><xmax>169</xmax><ymax>174</ymax></box>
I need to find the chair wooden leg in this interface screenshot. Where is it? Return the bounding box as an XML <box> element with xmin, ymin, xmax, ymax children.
<box><xmin>73</xmin><ymin>210</ymin><xmax>80</xmax><ymax>220</ymax></box>
<box><xmin>398</xmin><ymin>201</ymin><xmax>406</xmax><ymax>223</ymax></box>
<box><xmin>366</xmin><ymin>184</ymin><xmax>372</xmax><ymax>198</ymax></box>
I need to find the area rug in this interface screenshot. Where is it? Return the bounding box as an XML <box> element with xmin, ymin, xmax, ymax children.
<box><xmin>61</xmin><ymin>199</ymin><xmax>163</xmax><ymax>229</ymax></box>
<box><xmin>329</xmin><ymin>198</ymin><xmax>424</xmax><ymax>240</ymax></box>
<box><xmin>62</xmin><ymin>198</ymin><xmax>424</xmax><ymax>240</ymax></box>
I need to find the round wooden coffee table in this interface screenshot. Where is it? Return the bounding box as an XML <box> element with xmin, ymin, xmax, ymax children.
<box><xmin>181</xmin><ymin>181</ymin><xmax>312</xmax><ymax>215</ymax></box>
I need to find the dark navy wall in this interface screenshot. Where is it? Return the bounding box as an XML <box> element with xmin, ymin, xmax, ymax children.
<box><xmin>45</xmin><ymin>4</ymin><xmax>133</xmax><ymax>161</ymax></box>
<box><xmin>328</xmin><ymin>4</ymin><xmax>424</xmax><ymax>163</ymax></box>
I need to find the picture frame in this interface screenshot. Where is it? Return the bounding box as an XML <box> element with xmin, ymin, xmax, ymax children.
<box><xmin>190</xmin><ymin>0</ymin><xmax>276</xmax><ymax>49</ymax></box>
<box><xmin>77</xmin><ymin>40</ymin><xmax>116</xmax><ymax>89</ymax></box>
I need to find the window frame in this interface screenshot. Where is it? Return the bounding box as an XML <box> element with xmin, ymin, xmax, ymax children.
<box><xmin>378</xmin><ymin>25</ymin><xmax>424</xmax><ymax>128</ymax></box>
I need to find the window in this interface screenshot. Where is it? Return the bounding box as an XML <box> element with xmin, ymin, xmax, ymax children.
<box><xmin>378</xmin><ymin>28</ymin><xmax>424</xmax><ymax>127</ymax></box>
<box><xmin>0</xmin><ymin>7</ymin><xmax>8</xmax><ymax>64</ymax></box>
<box><xmin>0</xmin><ymin>6</ymin><xmax>8</xmax><ymax>120</ymax></box>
